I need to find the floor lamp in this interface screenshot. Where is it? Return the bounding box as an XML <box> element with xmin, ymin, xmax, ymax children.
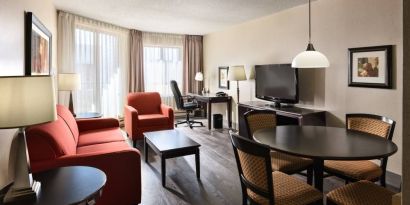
<box><xmin>228</xmin><ymin>65</ymin><xmax>247</xmax><ymax>103</ymax></box>
<box><xmin>0</xmin><ymin>76</ymin><xmax>57</xmax><ymax>203</ymax></box>
<box><xmin>58</xmin><ymin>73</ymin><xmax>81</xmax><ymax>116</ymax></box>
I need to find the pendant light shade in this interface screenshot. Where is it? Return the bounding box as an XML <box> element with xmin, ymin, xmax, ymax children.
<box><xmin>292</xmin><ymin>0</ymin><xmax>329</xmax><ymax>68</ymax></box>
<box><xmin>292</xmin><ymin>44</ymin><xmax>329</xmax><ymax>68</ymax></box>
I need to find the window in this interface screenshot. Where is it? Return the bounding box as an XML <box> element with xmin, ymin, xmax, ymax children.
<box><xmin>74</xmin><ymin>27</ymin><xmax>126</xmax><ymax>117</ymax></box>
<box><xmin>142</xmin><ymin>32</ymin><xmax>184</xmax><ymax>108</ymax></box>
<box><xmin>143</xmin><ymin>46</ymin><xmax>183</xmax><ymax>99</ymax></box>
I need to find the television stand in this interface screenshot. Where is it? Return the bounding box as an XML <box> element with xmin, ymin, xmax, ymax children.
<box><xmin>238</xmin><ymin>101</ymin><xmax>326</xmax><ymax>139</ymax></box>
<box><xmin>265</xmin><ymin>102</ymin><xmax>294</xmax><ymax>108</ymax></box>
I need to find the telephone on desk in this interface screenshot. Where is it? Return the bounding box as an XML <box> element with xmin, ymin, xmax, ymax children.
<box><xmin>216</xmin><ymin>92</ymin><xmax>228</xmax><ymax>97</ymax></box>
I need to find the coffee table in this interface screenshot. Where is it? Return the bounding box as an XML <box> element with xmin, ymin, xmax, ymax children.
<box><xmin>144</xmin><ymin>129</ymin><xmax>201</xmax><ymax>187</ymax></box>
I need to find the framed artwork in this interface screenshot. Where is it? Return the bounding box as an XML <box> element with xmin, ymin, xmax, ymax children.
<box><xmin>348</xmin><ymin>45</ymin><xmax>392</xmax><ymax>89</ymax></box>
<box><xmin>218</xmin><ymin>66</ymin><xmax>229</xmax><ymax>89</ymax></box>
<box><xmin>25</xmin><ymin>12</ymin><xmax>52</xmax><ymax>76</ymax></box>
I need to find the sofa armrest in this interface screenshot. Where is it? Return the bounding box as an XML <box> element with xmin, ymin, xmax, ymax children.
<box><xmin>76</xmin><ymin>118</ymin><xmax>120</xmax><ymax>132</ymax></box>
<box><xmin>31</xmin><ymin>149</ymin><xmax>142</xmax><ymax>205</ymax></box>
<box><xmin>161</xmin><ymin>104</ymin><xmax>174</xmax><ymax>129</ymax></box>
<box><xmin>124</xmin><ymin>105</ymin><xmax>139</xmax><ymax>138</ymax></box>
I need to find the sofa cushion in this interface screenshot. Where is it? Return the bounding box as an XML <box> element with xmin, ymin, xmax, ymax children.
<box><xmin>57</xmin><ymin>104</ymin><xmax>79</xmax><ymax>144</ymax></box>
<box><xmin>77</xmin><ymin>128</ymin><xmax>125</xmax><ymax>147</ymax></box>
<box><xmin>77</xmin><ymin>141</ymin><xmax>132</xmax><ymax>155</ymax></box>
<box><xmin>127</xmin><ymin>92</ymin><xmax>161</xmax><ymax>115</ymax></box>
<box><xmin>139</xmin><ymin>114</ymin><xmax>169</xmax><ymax>126</ymax></box>
<box><xmin>26</xmin><ymin>115</ymin><xmax>77</xmax><ymax>161</ymax></box>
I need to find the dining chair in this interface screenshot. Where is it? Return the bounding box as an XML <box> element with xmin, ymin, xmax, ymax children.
<box><xmin>326</xmin><ymin>180</ymin><xmax>395</xmax><ymax>205</ymax></box>
<box><xmin>229</xmin><ymin>131</ymin><xmax>323</xmax><ymax>205</ymax></box>
<box><xmin>244</xmin><ymin>110</ymin><xmax>314</xmax><ymax>185</ymax></box>
<box><xmin>324</xmin><ymin>113</ymin><xmax>396</xmax><ymax>187</ymax></box>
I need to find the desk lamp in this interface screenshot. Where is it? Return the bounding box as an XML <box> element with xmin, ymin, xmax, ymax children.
<box><xmin>195</xmin><ymin>72</ymin><xmax>205</xmax><ymax>94</ymax></box>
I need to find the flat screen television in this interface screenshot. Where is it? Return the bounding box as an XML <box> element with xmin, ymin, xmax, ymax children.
<box><xmin>255</xmin><ymin>64</ymin><xmax>299</xmax><ymax>106</ymax></box>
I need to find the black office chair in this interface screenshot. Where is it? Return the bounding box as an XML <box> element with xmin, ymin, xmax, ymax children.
<box><xmin>170</xmin><ymin>80</ymin><xmax>203</xmax><ymax>128</ymax></box>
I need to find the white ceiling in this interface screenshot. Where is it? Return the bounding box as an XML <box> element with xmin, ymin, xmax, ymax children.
<box><xmin>53</xmin><ymin>0</ymin><xmax>309</xmax><ymax>35</ymax></box>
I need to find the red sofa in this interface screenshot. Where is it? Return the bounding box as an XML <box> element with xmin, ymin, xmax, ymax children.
<box><xmin>124</xmin><ymin>92</ymin><xmax>174</xmax><ymax>144</ymax></box>
<box><xmin>26</xmin><ymin>105</ymin><xmax>141</xmax><ymax>205</ymax></box>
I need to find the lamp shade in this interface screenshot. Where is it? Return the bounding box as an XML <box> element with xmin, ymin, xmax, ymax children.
<box><xmin>58</xmin><ymin>73</ymin><xmax>81</xmax><ymax>91</ymax></box>
<box><xmin>291</xmin><ymin>50</ymin><xmax>330</xmax><ymax>68</ymax></box>
<box><xmin>228</xmin><ymin>65</ymin><xmax>247</xmax><ymax>81</ymax></box>
<box><xmin>195</xmin><ymin>72</ymin><xmax>204</xmax><ymax>81</ymax></box>
<box><xmin>0</xmin><ymin>76</ymin><xmax>57</xmax><ymax>129</ymax></box>
<box><xmin>248</xmin><ymin>66</ymin><xmax>255</xmax><ymax>80</ymax></box>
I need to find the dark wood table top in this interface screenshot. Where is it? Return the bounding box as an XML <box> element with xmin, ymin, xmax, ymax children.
<box><xmin>144</xmin><ymin>130</ymin><xmax>200</xmax><ymax>152</ymax></box>
<box><xmin>253</xmin><ymin>126</ymin><xmax>398</xmax><ymax>160</ymax></box>
<box><xmin>31</xmin><ymin>166</ymin><xmax>106</xmax><ymax>205</ymax></box>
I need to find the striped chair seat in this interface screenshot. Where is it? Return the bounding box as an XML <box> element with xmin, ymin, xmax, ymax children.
<box><xmin>271</xmin><ymin>152</ymin><xmax>313</xmax><ymax>173</ymax></box>
<box><xmin>324</xmin><ymin>160</ymin><xmax>382</xmax><ymax>181</ymax></box>
<box><xmin>327</xmin><ymin>180</ymin><xmax>395</xmax><ymax>205</ymax></box>
<box><xmin>247</xmin><ymin>171</ymin><xmax>322</xmax><ymax>205</ymax></box>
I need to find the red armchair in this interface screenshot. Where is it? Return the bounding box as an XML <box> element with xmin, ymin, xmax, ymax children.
<box><xmin>26</xmin><ymin>105</ymin><xmax>141</xmax><ymax>205</ymax></box>
<box><xmin>124</xmin><ymin>92</ymin><xmax>174</xmax><ymax>145</ymax></box>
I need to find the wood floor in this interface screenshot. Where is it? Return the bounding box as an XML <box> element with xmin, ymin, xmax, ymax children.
<box><xmin>133</xmin><ymin>123</ymin><xmax>398</xmax><ymax>205</ymax></box>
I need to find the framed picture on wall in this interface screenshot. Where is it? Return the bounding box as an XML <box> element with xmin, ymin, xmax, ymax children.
<box><xmin>25</xmin><ymin>11</ymin><xmax>52</xmax><ymax>76</ymax></box>
<box><xmin>348</xmin><ymin>45</ymin><xmax>393</xmax><ymax>89</ymax></box>
<box><xmin>218</xmin><ymin>66</ymin><xmax>229</xmax><ymax>89</ymax></box>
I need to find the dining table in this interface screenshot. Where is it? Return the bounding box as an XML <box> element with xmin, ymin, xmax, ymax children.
<box><xmin>253</xmin><ymin>125</ymin><xmax>398</xmax><ymax>191</ymax></box>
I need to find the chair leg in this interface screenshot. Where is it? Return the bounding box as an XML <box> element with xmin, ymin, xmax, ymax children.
<box><xmin>242</xmin><ymin>193</ymin><xmax>248</xmax><ymax>205</ymax></box>
<box><xmin>175</xmin><ymin>111</ymin><xmax>204</xmax><ymax>129</ymax></box>
<box><xmin>133</xmin><ymin>139</ymin><xmax>137</xmax><ymax>148</ymax></box>
<box><xmin>380</xmin><ymin>174</ymin><xmax>387</xmax><ymax>187</ymax></box>
<box><xmin>307</xmin><ymin>168</ymin><xmax>313</xmax><ymax>185</ymax></box>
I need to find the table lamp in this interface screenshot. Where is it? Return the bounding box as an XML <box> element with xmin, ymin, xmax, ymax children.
<box><xmin>0</xmin><ymin>76</ymin><xmax>57</xmax><ymax>203</ymax></box>
<box><xmin>58</xmin><ymin>73</ymin><xmax>81</xmax><ymax>116</ymax></box>
<box><xmin>195</xmin><ymin>72</ymin><xmax>205</xmax><ymax>94</ymax></box>
<box><xmin>228</xmin><ymin>65</ymin><xmax>247</xmax><ymax>103</ymax></box>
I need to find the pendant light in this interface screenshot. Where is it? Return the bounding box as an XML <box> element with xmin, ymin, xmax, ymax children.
<box><xmin>292</xmin><ymin>0</ymin><xmax>329</xmax><ymax>68</ymax></box>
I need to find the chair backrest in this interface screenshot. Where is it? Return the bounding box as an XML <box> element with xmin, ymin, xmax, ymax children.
<box><xmin>127</xmin><ymin>92</ymin><xmax>162</xmax><ymax>115</ymax></box>
<box><xmin>170</xmin><ymin>80</ymin><xmax>184</xmax><ymax>110</ymax></box>
<box><xmin>244</xmin><ymin>110</ymin><xmax>277</xmax><ymax>140</ymax></box>
<box><xmin>229</xmin><ymin>131</ymin><xmax>274</xmax><ymax>205</ymax></box>
<box><xmin>346</xmin><ymin>113</ymin><xmax>396</xmax><ymax>174</ymax></box>
<box><xmin>346</xmin><ymin>113</ymin><xmax>395</xmax><ymax>140</ymax></box>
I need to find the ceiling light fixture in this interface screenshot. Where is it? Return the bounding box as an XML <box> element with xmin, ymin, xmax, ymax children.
<box><xmin>292</xmin><ymin>0</ymin><xmax>329</xmax><ymax>68</ymax></box>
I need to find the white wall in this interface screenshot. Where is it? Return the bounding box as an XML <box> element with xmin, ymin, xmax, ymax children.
<box><xmin>204</xmin><ymin>0</ymin><xmax>403</xmax><ymax>175</ymax></box>
<box><xmin>0</xmin><ymin>0</ymin><xmax>57</xmax><ymax>189</ymax></box>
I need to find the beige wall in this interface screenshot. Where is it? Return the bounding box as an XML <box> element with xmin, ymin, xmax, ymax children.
<box><xmin>204</xmin><ymin>0</ymin><xmax>403</xmax><ymax>175</ymax></box>
<box><xmin>0</xmin><ymin>0</ymin><xmax>57</xmax><ymax>189</ymax></box>
<box><xmin>402</xmin><ymin>0</ymin><xmax>409</xmax><ymax>203</ymax></box>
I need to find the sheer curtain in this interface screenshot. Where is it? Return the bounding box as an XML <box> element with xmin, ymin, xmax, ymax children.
<box><xmin>58</xmin><ymin>11</ymin><xmax>129</xmax><ymax>118</ymax></box>
<box><xmin>143</xmin><ymin>32</ymin><xmax>184</xmax><ymax>108</ymax></box>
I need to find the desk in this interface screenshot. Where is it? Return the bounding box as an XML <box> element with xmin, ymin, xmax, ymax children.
<box><xmin>12</xmin><ymin>166</ymin><xmax>106</xmax><ymax>205</ymax></box>
<box><xmin>253</xmin><ymin>126</ymin><xmax>398</xmax><ymax>192</ymax></box>
<box><xmin>189</xmin><ymin>93</ymin><xmax>232</xmax><ymax>130</ymax></box>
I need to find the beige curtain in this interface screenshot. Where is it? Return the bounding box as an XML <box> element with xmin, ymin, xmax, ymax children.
<box><xmin>57</xmin><ymin>11</ymin><xmax>76</xmax><ymax>106</ymax></box>
<box><xmin>58</xmin><ymin>11</ymin><xmax>129</xmax><ymax>118</ymax></box>
<box><xmin>129</xmin><ymin>30</ymin><xmax>144</xmax><ymax>92</ymax></box>
<box><xmin>183</xmin><ymin>35</ymin><xmax>203</xmax><ymax>94</ymax></box>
